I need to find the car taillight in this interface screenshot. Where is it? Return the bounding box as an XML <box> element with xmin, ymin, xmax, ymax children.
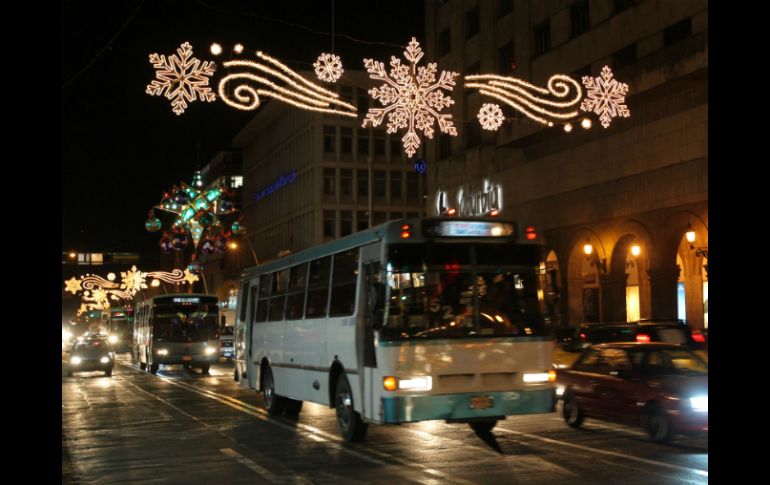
<box><xmin>636</xmin><ymin>333</ymin><xmax>651</xmax><ymax>343</ymax></box>
<box><xmin>692</xmin><ymin>333</ymin><xmax>705</xmax><ymax>343</ymax></box>
<box><xmin>579</xmin><ymin>333</ymin><xmax>587</xmax><ymax>340</ymax></box>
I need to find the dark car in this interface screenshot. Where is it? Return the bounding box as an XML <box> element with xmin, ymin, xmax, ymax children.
<box><xmin>67</xmin><ymin>335</ymin><xmax>115</xmax><ymax>377</ymax></box>
<box><xmin>568</xmin><ymin>320</ymin><xmax>705</xmax><ymax>351</ymax></box>
<box><xmin>557</xmin><ymin>342</ymin><xmax>707</xmax><ymax>442</ymax></box>
<box><xmin>219</xmin><ymin>326</ymin><xmax>234</xmax><ymax>361</ymax></box>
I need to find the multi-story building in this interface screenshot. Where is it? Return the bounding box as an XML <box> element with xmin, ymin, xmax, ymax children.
<box><xmin>233</xmin><ymin>71</ymin><xmax>428</xmax><ymax>266</ymax></box>
<box><xmin>424</xmin><ymin>0</ymin><xmax>708</xmax><ymax>328</ymax></box>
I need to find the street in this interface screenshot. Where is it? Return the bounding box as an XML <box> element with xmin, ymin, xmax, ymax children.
<box><xmin>62</xmin><ymin>356</ymin><xmax>708</xmax><ymax>484</ymax></box>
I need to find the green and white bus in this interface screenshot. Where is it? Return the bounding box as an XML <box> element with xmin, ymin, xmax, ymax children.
<box><xmin>133</xmin><ymin>294</ymin><xmax>220</xmax><ymax>374</ymax></box>
<box><xmin>234</xmin><ymin>218</ymin><xmax>555</xmax><ymax>441</ymax></box>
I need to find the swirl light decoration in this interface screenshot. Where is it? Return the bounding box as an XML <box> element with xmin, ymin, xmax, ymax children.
<box><xmin>464</xmin><ymin>73</ymin><xmax>583</xmax><ymax>128</ymax></box>
<box><xmin>218</xmin><ymin>51</ymin><xmax>357</xmax><ymax>117</ymax></box>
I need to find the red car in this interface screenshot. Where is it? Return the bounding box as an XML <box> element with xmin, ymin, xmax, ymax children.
<box><xmin>557</xmin><ymin>342</ymin><xmax>707</xmax><ymax>442</ymax></box>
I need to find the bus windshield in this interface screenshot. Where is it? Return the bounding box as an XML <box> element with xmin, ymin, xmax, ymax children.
<box><xmin>382</xmin><ymin>243</ymin><xmax>546</xmax><ymax>340</ymax></box>
<box><xmin>152</xmin><ymin>303</ymin><xmax>219</xmax><ymax>342</ymax></box>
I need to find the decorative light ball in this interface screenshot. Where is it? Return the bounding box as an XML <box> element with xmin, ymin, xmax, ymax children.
<box><xmin>159</xmin><ymin>237</ymin><xmax>174</xmax><ymax>254</ymax></box>
<box><xmin>160</xmin><ymin>197</ymin><xmax>173</xmax><ymax>210</ymax></box>
<box><xmin>200</xmin><ymin>239</ymin><xmax>216</xmax><ymax>255</ymax></box>
<box><xmin>219</xmin><ymin>198</ymin><xmax>234</xmax><ymax>212</ymax></box>
<box><xmin>187</xmin><ymin>260</ymin><xmax>203</xmax><ymax>273</ymax></box>
<box><xmin>210</xmin><ymin>43</ymin><xmax>222</xmax><ymax>56</ymax></box>
<box><xmin>563</xmin><ymin>123</ymin><xmax>573</xmax><ymax>133</ymax></box>
<box><xmin>581</xmin><ymin>118</ymin><xmax>592</xmax><ymax>129</ymax></box>
<box><xmin>215</xmin><ymin>238</ymin><xmax>228</xmax><ymax>253</ymax></box>
<box><xmin>234</xmin><ymin>44</ymin><xmax>244</xmax><ymax>54</ymax></box>
<box><xmin>145</xmin><ymin>217</ymin><xmax>162</xmax><ymax>232</ymax></box>
<box><xmin>171</xmin><ymin>233</ymin><xmax>188</xmax><ymax>251</ymax></box>
<box><xmin>231</xmin><ymin>221</ymin><xmax>246</xmax><ymax>236</ymax></box>
<box><xmin>198</xmin><ymin>212</ymin><xmax>215</xmax><ymax>227</ymax></box>
<box><xmin>173</xmin><ymin>189</ymin><xmax>190</xmax><ymax>206</ymax></box>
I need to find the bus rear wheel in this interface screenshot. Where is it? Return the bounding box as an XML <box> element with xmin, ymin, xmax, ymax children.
<box><xmin>262</xmin><ymin>365</ymin><xmax>286</xmax><ymax>415</ymax></box>
<box><xmin>335</xmin><ymin>373</ymin><xmax>368</xmax><ymax>442</ymax></box>
<box><xmin>284</xmin><ymin>399</ymin><xmax>303</xmax><ymax>416</ymax></box>
<box><xmin>200</xmin><ymin>364</ymin><xmax>210</xmax><ymax>374</ymax></box>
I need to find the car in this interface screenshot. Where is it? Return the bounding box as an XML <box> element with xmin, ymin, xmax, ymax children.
<box><xmin>557</xmin><ymin>342</ymin><xmax>707</xmax><ymax>442</ymax></box>
<box><xmin>219</xmin><ymin>326</ymin><xmax>234</xmax><ymax>362</ymax></box>
<box><xmin>66</xmin><ymin>334</ymin><xmax>115</xmax><ymax>377</ymax></box>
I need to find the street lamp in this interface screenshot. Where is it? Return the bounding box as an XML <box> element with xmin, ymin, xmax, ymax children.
<box><xmin>685</xmin><ymin>223</ymin><xmax>708</xmax><ymax>259</ymax></box>
<box><xmin>583</xmin><ymin>239</ymin><xmax>607</xmax><ymax>273</ymax></box>
<box><xmin>230</xmin><ymin>237</ymin><xmax>260</xmax><ymax>266</ymax></box>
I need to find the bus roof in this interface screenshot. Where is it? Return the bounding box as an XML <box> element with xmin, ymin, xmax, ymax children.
<box><xmin>240</xmin><ymin>217</ymin><xmax>538</xmax><ymax>279</ymax></box>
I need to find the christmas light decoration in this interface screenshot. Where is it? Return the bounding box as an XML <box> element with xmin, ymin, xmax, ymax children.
<box><xmin>477</xmin><ymin>103</ymin><xmax>505</xmax><ymax>131</ymax></box>
<box><xmin>146</xmin><ymin>42</ymin><xmax>217</xmax><ymax>115</ymax></box>
<box><xmin>210</xmin><ymin>43</ymin><xmax>223</xmax><ymax>56</ymax></box>
<box><xmin>580</xmin><ymin>66</ymin><xmax>630</xmax><ymax>128</ymax></box>
<box><xmin>64</xmin><ymin>277</ymin><xmax>82</xmax><ymax>295</ymax></box>
<box><xmin>362</xmin><ymin>37</ymin><xmax>459</xmax><ymax>158</ymax></box>
<box><xmin>314</xmin><ymin>53</ymin><xmax>344</xmax><ymax>83</ymax></box>
<box><xmin>465</xmin><ymin>73</ymin><xmax>583</xmax><ymax>128</ymax></box>
<box><xmin>218</xmin><ymin>51</ymin><xmax>357</xmax><ymax>117</ymax></box>
<box><xmin>120</xmin><ymin>266</ymin><xmax>149</xmax><ymax>295</ymax></box>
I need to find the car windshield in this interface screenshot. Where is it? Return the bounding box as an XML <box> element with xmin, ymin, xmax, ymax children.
<box><xmin>73</xmin><ymin>339</ymin><xmax>110</xmax><ymax>354</ymax></box>
<box><xmin>631</xmin><ymin>348</ymin><xmax>708</xmax><ymax>376</ymax></box>
<box><xmin>381</xmin><ymin>243</ymin><xmax>547</xmax><ymax>340</ymax></box>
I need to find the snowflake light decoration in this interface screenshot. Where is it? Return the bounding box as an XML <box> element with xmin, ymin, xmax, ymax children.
<box><xmin>120</xmin><ymin>265</ymin><xmax>148</xmax><ymax>296</ymax></box>
<box><xmin>580</xmin><ymin>66</ymin><xmax>630</xmax><ymax>128</ymax></box>
<box><xmin>362</xmin><ymin>37</ymin><xmax>458</xmax><ymax>158</ymax></box>
<box><xmin>313</xmin><ymin>53</ymin><xmax>344</xmax><ymax>83</ymax></box>
<box><xmin>146</xmin><ymin>42</ymin><xmax>217</xmax><ymax>115</ymax></box>
<box><xmin>477</xmin><ymin>103</ymin><xmax>505</xmax><ymax>131</ymax></box>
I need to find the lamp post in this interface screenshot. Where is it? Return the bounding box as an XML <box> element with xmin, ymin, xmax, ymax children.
<box><xmin>229</xmin><ymin>237</ymin><xmax>259</xmax><ymax>266</ymax></box>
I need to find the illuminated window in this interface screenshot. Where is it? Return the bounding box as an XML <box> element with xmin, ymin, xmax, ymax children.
<box><xmin>230</xmin><ymin>176</ymin><xmax>243</xmax><ymax>189</ymax></box>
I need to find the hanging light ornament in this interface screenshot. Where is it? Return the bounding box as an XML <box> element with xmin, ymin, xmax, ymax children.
<box><xmin>145</xmin><ymin>210</ymin><xmax>162</xmax><ymax>232</ymax></box>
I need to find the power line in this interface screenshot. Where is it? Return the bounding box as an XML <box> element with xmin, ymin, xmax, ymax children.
<box><xmin>62</xmin><ymin>0</ymin><xmax>146</xmax><ymax>90</ymax></box>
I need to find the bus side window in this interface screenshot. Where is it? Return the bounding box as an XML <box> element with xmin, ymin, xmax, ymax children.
<box><xmin>329</xmin><ymin>249</ymin><xmax>359</xmax><ymax>317</ymax></box>
<box><xmin>364</xmin><ymin>261</ymin><xmax>385</xmax><ymax>329</ymax></box>
<box><xmin>306</xmin><ymin>256</ymin><xmax>331</xmax><ymax>318</ymax></box>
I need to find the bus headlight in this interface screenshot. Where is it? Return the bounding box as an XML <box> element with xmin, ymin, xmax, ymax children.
<box><xmin>523</xmin><ymin>372</ymin><xmax>552</xmax><ymax>383</ymax></box>
<box><xmin>689</xmin><ymin>395</ymin><xmax>708</xmax><ymax>412</ymax></box>
<box><xmin>383</xmin><ymin>376</ymin><xmax>432</xmax><ymax>391</ymax></box>
<box><xmin>71</xmin><ymin>356</ymin><xmax>82</xmax><ymax>365</ymax></box>
<box><xmin>108</xmin><ymin>335</ymin><xmax>119</xmax><ymax>344</ymax></box>
<box><xmin>100</xmin><ymin>356</ymin><xmax>110</xmax><ymax>364</ymax></box>
<box><xmin>205</xmin><ymin>347</ymin><xmax>216</xmax><ymax>355</ymax></box>
<box><xmin>156</xmin><ymin>349</ymin><xmax>168</xmax><ymax>356</ymax></box>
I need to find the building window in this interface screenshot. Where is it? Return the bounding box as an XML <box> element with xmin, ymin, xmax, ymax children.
<box><xmin>357</xmin><ymin>210</ymin><xmax>368</xmax><ymax>231</ymax></box>
<box><xmin>323</xmin><ymin>126</ymin><xmax>336</xmax><ymax>153</ymax></box>
<box><xmin>390</xmin><ymin>171</ymin><xmax>402</xmax><ymax>198</ymax></box>
<box><xmin>438</xmin><ymin>27</ymin><xmax>451</xmax><ymax>57</ymax></box>
<box><xmin>533</xmin><ymin>20</ymin><xmax>551</xmax><ymax>57</ymax></box>
<box><xmin>498</xmin><ymin>42</ymin><xmax>514</xmax><ymax>74</ymax></box>
<box><xmin>497</xmin><ymin>0</ymin><xmax>512</xmax><ymax>19</ymax></box>
<box><xmin>570</xmin><ymin>1</ymin><xmax>590</xmax><ymax>38</ymax></box>
<box><xmin>323</xmin><ymin>210</ymin><xmax>335</xmax><ymax>238</ymax></box>
<box><xmin>614</xmin><ymin>0</ymin><xmax>639</xmax><ymax>15</ymax></box>
<box><xmin>390</xmin><ymin>138</ymin><xmax>402</xmax><ymax>162</ymax></box>
<box><xmin>613</xmin><ymin>44</ymin><xmax>637</xmax><ymax>70</ymax></box>
<box><xmin>340</xmin><ymin>85</ymin><xmax>353</xmax><ymax>100</ymax></box>
<box><xmin>358</xmin><ymin>132</ymin><xmax>370</xmax><ymax>156</ymax></box>
<box><xmin>389</xmin><ymin>212</ymin><xmax>404</xmax><ymax>221</ymax></box>
<box><xmin>374</xmin><ymin>133</ymin><xmax>386</xmax><ymax>155</ymax></box>
<box><xmin>357</xmin><ymin>170</ymin><xmax>368</xmax><ymax>197</ymax></box>
<box><xmin>230</xmin><ymin>175</ymin><xmax>243</xmax><ymax>189</ymax></box>
<box><xmin>467</xmin><ymin>61</ymin><xmax>481</xmax><ymax>75</ymax></box>
<box><xmin>466</xmin><ymin>93</ymin><xmax>481</xmax><ymax>148</ymax></box>
<box><xmin>357</xmin><ymin>89</ymin><xmax>369</xmax><ymax>112</ymax></box>
<box><xmin>373</xmin><ymin>211</ymin><xmax>387</xmax><ymax>225</ymax></box>
<box><xmin>406</xmin><ymin>173</ymin><xmax>420</xmax><ymax>202</ymax></box>
<box><xmin>664</xmin><ymin>18</ymin><xmax>692</xmax><ymax>47</ymax></box>
<box><xmin>340</xmin><ymin>168</ymin><xmax>352</xmax><ymax>196</ymax></box>
<box><xmin>465</xmin><ymin>8</ymin><xmax>480</xmax><ymax>40</ymax></box>
<box><xmin>340</xmin><ymin>210</ymin><xmax>353</xmax><ymax>236</ymax></box>
<box><xmin>439</xmin><ymin>135</ymin><xmax>452</xmax><ymax>160</ymax></box>
<box><xmin>572</xmin><ymin>64</ymin><xmax>592</xmax><ymax>79</ymax></box>
<box><xmin>323</xmin><ymin>168</ymin><xmax>336</xmax><ymax>196</ymax></box>
<box><xmin>340</xmin><ymin>127</ymin><xmax>353</xmax><ymax>154</ymax></box>
<box><xmin>406</xmin><ymin>211</ymin><xmax>420</xmax><ymax>218</ymax></box>
<box><xmin>374</xmin><ymin>170</ymin><xmax>386</xmax><ymax>197</ymax></box>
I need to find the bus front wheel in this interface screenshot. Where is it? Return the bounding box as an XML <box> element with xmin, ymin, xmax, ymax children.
<box><xmin>200</xmin><ymin>364</ymin><xmax>210</xmax><ymax>374</ymax></box>
<box><xmin>262</xmin><ymin>365</ymin><xmax>286</xmax><ymax>415</ymax></box>
<box><xmin>335</xmin><ymin>373</ymin><xmax>368</xmax><ymax>442</ymax></box>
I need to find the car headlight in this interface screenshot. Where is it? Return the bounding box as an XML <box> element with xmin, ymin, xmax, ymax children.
<box><xmin>383</xmin><ymin>376</ymin><xmax>432</xmax><ymax>391</ymax></box>
<box><xmin>71</xmin><ymin>356</ymin><xmax>82</xmax><ymax>365</ymax></box>
<box><xmin>205</xmin><ymin>347</ymin><xmax>216</xmax><ymax>355</ymax></box>
<box><xmin>689</xmin><ymin>395</ymin><xmax>708</xmax><ymax>412</ymax></box>
<box><xmin>157</xmin><ymin>349</ymin><xmax>168</xmax><ymax>356</ymax></box>
<box><xmin>555</xmin><ymin>385</ymin><xmax>565</xmax><ymax>397</ymax></box>
<box><xmin>100</xmin><ymin>356</ymin><xmax>110</xmax><ymax>364</ymax></box>
<box><xmin>523</xmin><ymin>372</ymin><xmax>554</xmax><ymax>383</ymax></box>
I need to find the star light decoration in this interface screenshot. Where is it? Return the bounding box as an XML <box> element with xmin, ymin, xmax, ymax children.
<box><xmin>313</xmin><ymin>53</ymin><xmax>344</xmax><ymax>83</ymax></box>
<box><xmin>362</xmin><ymin>37</ymin><xmax>459</xmax><ymax>158</ymax></box>
<box><xmin>580</xmin><ymin>66</ymin><xmax>630</xmax><ymax>128</ymax></box>
<box><xmin>146</xmin><ymin>42</ymin><xmax>217</xmax><ymax>115</ymax></box>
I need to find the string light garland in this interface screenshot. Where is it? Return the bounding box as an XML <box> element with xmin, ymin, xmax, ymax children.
<box><xmin>146</xmin><ymin>42</ymin><xmax>217</xmax><ymax>115</ymax></box>
<box><xmin>314</xmin><ymin>53</ymin><xmax>344</xmax><ymax>83</ymax></box>
<box><xmin>580</xmin><ymin>66</ymin><xmax>630</xmax><ymax>128</ymax></box>
<box><xmin>362</xmin><ymin>37</ymin><xmax>458</xmax><ymax>158</ymax></box>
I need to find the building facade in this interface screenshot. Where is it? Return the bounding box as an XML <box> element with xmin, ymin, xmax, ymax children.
<box><xmin>424</xmin><ymin>0</ymin><xmax>708</xmax><ymax>328</ymax></box>
<box><xmin>233</xmin><ymin>71</ymin><xmax>428</xmax><ymax>267</ymax></box>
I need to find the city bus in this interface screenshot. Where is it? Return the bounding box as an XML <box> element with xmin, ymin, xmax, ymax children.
<box><xmin>234</xmin><ymin>218</ymin><xmax>555</xmax><ymax>442</ymax></box>
<box><xmin>106</xmin><ymin>307</ymin><xmax>133</xmax><ymax>352</ymax></box>
<box><xmin>133</xmin><ymin>294</ymin><xmax>220</xmax><ymax>374</ymax></box>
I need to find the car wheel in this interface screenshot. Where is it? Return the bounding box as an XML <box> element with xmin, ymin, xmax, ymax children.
<box><xmin>563</xmin><ymin>394</ymin><xmax>584</xmax><ymax>428</ymax></box>
<box><xmin>234</xmin><ymin>368</ymin><xmax>239</xmax><ymax>382</ymax></box>
<box><xmin>200</xmin><ymin>364</ymin><xmax>210</xmax><ymax>374</ymax></box>
<box><xmin>469</xmin><ymin>420</ymin><xmax>497</xmax><ymax>433</ymax></box>
<box><xmin>645</xmin><ymin>404</ymin><xmax>674</xmax><ymax>443</ymax></box>
<box><xmin>105</xmin><ymin>368</ymin><xmax>112</xmax><ymax>377</ymax></box>
<box><xmin>262</xmin><ymin>365</ymin><xmax>286</xmax><ymax>415</ymax></box>
<box><xmin>335</xmin><ymin>372</ymin><xmax>368</xmax><ymax>442</ymax></box>
<box><xmin>284</xmin><ymin>398</ymin><xmax>303</xmax><ymax>416</ymax></box>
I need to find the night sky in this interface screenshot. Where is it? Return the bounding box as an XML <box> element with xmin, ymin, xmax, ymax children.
<box><xmin>62</xmin><ymin>0</ymin><xmax>425</xmax><ymax>262</ymax></box>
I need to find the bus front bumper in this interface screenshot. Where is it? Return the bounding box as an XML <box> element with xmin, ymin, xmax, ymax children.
<box><xmin>381</xmin><ymin>388</ymin><xmax>554</xmax><ymax>424</ymax></box>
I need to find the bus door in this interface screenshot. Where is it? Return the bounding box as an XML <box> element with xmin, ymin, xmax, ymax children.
<box><xmin>359</xmin><ymin>242</ymin><xmax>383</xmax><ymax>421</ymax></box>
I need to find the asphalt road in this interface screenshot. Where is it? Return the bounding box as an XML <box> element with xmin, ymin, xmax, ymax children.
<box><xmin>62</xmin><ymin>355</ymin><xmax>708</xmax><ymax>484</ymax></box>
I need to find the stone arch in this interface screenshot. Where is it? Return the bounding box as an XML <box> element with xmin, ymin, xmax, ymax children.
<box><xmin>605</xmin><ymin>220</ymin><xmax>655</xmax><ymax>322</ymax></box>
<box><xmin>565</xmin><ymin>227</ymin><xmax>608</xmax><ymax>324</ymax></box>
<box><xmin>544</xmin><ymin>250</ymin><xmax>563</xmax><ymax>326</ymax></box>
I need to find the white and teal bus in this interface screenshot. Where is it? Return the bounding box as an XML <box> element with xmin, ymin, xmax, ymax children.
<box><xmin>234</xmin><ymin>218</ymin><xmax>555</xmax><ymax>441</ymax></box>
<box><xmin>133</xmin><ymin>294</ymin><xmax>220</xmax><ymax>374</ymax></box>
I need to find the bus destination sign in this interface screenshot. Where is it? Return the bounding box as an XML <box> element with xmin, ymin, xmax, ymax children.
<box><xmin>427</xmin><ymin>221</ymin><xmax>515</xmax><ymax>237</ymax></box>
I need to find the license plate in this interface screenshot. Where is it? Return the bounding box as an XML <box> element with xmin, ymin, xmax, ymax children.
<box><xmin>182</xmin><ymin>355</ymin><xmax>192</xmax><ymax>362</ymax></box>
<box><xmin>470</xmin><ymin>395</ymin><xmax>494</xmax><ymax>410</ymax></box>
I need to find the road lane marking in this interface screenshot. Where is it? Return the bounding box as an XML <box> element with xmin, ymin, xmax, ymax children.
<box><xmin>549</xmin><ymin>417</ymin><xmax>648</xmax><ymax>437</ymax></box>
<box><xmin>220</xmin><ymin>448</ymin><xmax>303</xmax><ymax>484</ymax></box>
<box><xmin>493</xmin><ymin>427</ymin><xmax>708</xmax><ymax>478</ymax></box>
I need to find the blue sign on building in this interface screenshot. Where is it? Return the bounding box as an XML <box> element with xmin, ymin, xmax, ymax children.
<box><xmin>252</xmin><ymin>170</ymin><xmax>297</xmax><ymax>203</ymax></box>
